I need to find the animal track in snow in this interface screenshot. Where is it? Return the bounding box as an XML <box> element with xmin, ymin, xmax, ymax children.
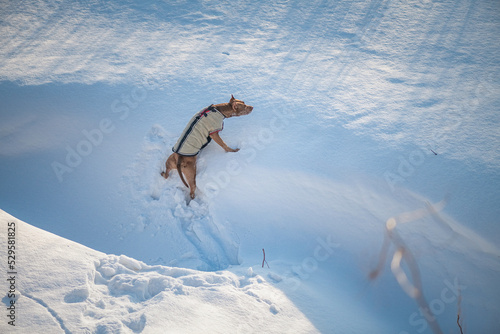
<box><xmin>78</xmin><ymin>254</ymin><xmax>281</xmax><ymax>333</ymax></box>
<box><xmin>121</xmin><ymin>124</ymin><xmax>241</xmax><ymax>270</ymax></box>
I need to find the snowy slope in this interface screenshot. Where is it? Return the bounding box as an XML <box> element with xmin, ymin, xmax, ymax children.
<box><xmin>0</xmin><ymin>209</ymin><xmax>320</xmax><ymax>333</ymax></box>
<box><xmin>1</xmin><ymin>0</ymin><xmax>500</xmax><ymax>333</ymax></box>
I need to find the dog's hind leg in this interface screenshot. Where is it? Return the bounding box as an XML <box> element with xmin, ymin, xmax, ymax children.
<box><xmin>176</xmin><ymin>156</ymin><xmax>197</xmax><ymax>199</ymax></box>
<box><xmin>184</xmin><ymin>160</ymin><xmax>197</xmax><ymax>199</ymax></box>
<box><xmin>162</xmin><ymin>153</ymin><xmax>178</xmax><ymax>179</ymax></box>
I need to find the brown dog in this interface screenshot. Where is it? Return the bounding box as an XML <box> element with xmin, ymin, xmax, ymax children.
<box><xmin>161</xmin><ymin>95</ymin><xmax>253</xmax><ymax>199</ymax></box>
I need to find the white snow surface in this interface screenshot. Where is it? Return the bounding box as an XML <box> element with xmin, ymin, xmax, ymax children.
<box><xmin>1</xmin><ymin>210</ymin><xmax>319</xmax><ymax>333</ymax></box>
<box><xmin>1</xmin><ymin>0</ymin><xmax>500</xmax><ymax>333</ymax></box>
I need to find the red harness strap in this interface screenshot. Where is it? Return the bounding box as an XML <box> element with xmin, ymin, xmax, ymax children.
<box><xmin>200</xmin><ymin>105</ymin><xmax>216</xmax><ymax>117</ymax></box>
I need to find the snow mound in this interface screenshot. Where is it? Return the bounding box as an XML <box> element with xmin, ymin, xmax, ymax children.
<box><xmin>0</xmin><ymin>209</ymin><xmax>318</xmax><ymax>333</ymax></box>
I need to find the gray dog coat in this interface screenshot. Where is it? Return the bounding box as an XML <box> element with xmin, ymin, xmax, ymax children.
<box><xmin>172</xmin><ymin>105</ymin><xmax>225</xmax><ymax>156</ymax></box>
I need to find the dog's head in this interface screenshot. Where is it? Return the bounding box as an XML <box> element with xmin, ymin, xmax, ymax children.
<box><xmin>229</xmin><ymin>95</ymin><xmax>253</xmax><ymax>116</ymax></box>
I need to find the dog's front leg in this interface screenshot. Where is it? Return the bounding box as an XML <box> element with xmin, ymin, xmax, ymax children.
<box><xmin>210</xmin><ymin>132</ymin><xmax>239</xmax><ymax>152</ymax></box>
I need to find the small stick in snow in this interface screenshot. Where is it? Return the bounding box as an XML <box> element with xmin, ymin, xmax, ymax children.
<box><xmin>430</xmin><ymin>149</ymin><xmax>438</xmax><ymax>155</ymax></box>
<box><xmin>457</xmin><ymin>283</ymin><xmax>464</xmax><ymax>334</ymax></box>
<box><xmin>262</xmin><ymin>248</ymin><xmax>270</xmax><ymax>268</ymax></box>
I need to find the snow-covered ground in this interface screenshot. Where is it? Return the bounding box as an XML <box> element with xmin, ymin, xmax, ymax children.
<box><xmin>1</xmin><ymin>0</ymin><xmax>499</xmax><ymax>333</ymax></box>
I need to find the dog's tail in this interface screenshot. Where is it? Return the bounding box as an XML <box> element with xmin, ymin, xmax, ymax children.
<box><xmin>176</xmin><ymin>155</ymin><xmax>190</xmax><ymax>189</ymax></box>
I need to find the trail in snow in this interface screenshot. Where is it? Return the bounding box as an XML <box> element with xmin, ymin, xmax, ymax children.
<box><xmin>120</xmin><ymin>124</ymin><xmax>240</xmax><ymax>271</ymax></box>
<box><xmin>178</xmin><ymin>207</ymin><xmax>241</xmax><ymax>271</ymax></box>
<box><xmin>20</xmin><ymin>292</ymin><xmax>71</xmax><ymax>334</ymax></box>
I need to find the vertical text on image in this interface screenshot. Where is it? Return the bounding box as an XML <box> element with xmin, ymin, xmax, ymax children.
<box><xmin>6</xmin><ymin>221</ymin><xmax>17</xmax><ymax>326</ymax></box>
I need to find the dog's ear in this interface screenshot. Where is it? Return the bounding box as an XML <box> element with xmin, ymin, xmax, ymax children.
<box><xmin>229</xmin><ymin>95</ymin><xmax>235</xmax><ymax>104</ymax></box>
